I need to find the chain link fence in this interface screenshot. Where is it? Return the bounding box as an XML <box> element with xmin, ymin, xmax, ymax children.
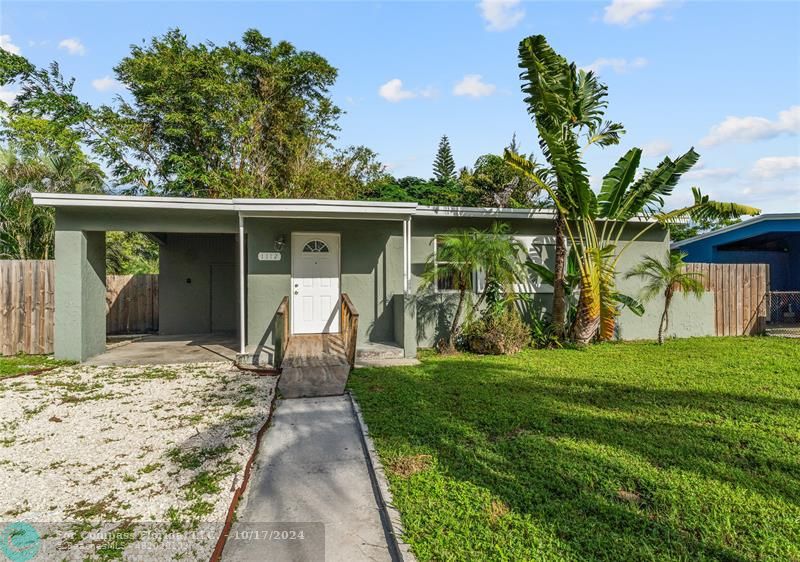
<box><xmin>766</xmin><ymin>291</ymin><xmax>800</xmax><ymax>337</ymax></box>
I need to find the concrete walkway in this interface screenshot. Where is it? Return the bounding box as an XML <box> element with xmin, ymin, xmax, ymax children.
<box><xmin>222</xmin><ymin>396</ymin><xmax>393</xmax><ymax>562</ymax></box>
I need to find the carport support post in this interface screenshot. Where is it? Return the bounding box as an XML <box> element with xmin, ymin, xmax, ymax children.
<box><xmin>238</xmin><ymin>215</ymin><xmax>246</xmax><ymax>355</ymax></box>
<box><xmin>54</xmin><ymin>229</ymin><xmax>106</xmax><ymax>361</ymax></box>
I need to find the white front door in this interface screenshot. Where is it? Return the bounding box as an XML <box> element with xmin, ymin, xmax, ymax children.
<box><xmin>291</xmin><ymin>232</ymin><xmax>341</xmax><ymax>334</ymax></box>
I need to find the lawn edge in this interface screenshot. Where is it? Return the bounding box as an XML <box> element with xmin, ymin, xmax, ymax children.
<box><xmin>0</xmin><ymin>365</ymin><xmax>62</xmax><ymax>380</ymax></box>
<box><xmin>210</xmin><ymin>376</ymin><xmax>279</xmax><ymax>562</ymax></box>
<box><xmin>348</xmin><ymin>390</ymin><xmax>418</xmax><ymax>562</ymax></box>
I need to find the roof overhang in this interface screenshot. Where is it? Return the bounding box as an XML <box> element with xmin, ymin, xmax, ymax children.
<box><xmin>672</xmin><ymin>213</ymin><xmax>799</xmax><ymax>248</ymax></box>
<box><xmin>31</xmin><ymin>192</ymin><xmax>659</xmax><ymax>223</ymax></box>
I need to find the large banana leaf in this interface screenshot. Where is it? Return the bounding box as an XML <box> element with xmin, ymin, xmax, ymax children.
<box><xmin>617</xmin><ymin>148</ymin><xmax>700</xmax><ymax>221</ymax></box>
<box><xmin>657</xmin><ymin>187</ymin><xmax>761</xmax><ymax>224</ymax></box>
<box><xmin>598</xmin><ymin>147</ymin><xmax>642</xmax><ymax>219</ymax></box>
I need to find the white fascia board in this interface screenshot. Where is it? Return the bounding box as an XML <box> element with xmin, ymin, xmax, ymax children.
<box><xmin>31</xmin><ymin>192</ymin><xmax>234</xmax><ymax>211</ymax></box>
<box><xmin>416</xmin><ymin>206</ymin><xmax>556</xmax><ymax>219</ymax></box>
<box><xmin>233</xmin><ymin>198</ymin><xmax>417</xmax><ymax>216</ymax></box>
<box><xmin>238</xmin><ymin>212</ymin><xmax>410</xmax><ymax>221</ymax></box>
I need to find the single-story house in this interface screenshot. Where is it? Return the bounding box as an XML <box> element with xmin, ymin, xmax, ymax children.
<box><xmin>673</xmin><ymin>213</ymin><xmax>800</xmax><ymax>291</ymax></box>
<box><xmin>33</xmin><ymin>193</ymin><xmax>712</xmax><ymax>363</ymax></box>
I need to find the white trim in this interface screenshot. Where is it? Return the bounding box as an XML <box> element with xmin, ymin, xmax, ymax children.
<box><xmin>402</xmin><ymin>220</ymin><xmax>409</xmax><ymax>294</ymax></box>
<box><xmin>416</xmin><ymin>205</ymin><xmax>554</xmax><ymax>219</ymax></box>
<box><xmin>290</xmin><ymin>231</ymin><xmax>341</xmax><ymax>335</ymax></box>
<box><xmin>672</xmin><ymin>213</ymin><xmax>799</xmax><ymax>248</ymax></box>
<box><xmin>406</xmin><ymin>217</ymin><xmax>412</xmax><ymax>293</ymax></box>
<box><xmin>31</xmin><ymin>192</ymin><xmax>234</xmax><ymax>211</ymax></box>
<box><xmin>238</xmin><ymin>215</ymin><xmax>246</xmax><ymax>354</ymax></box>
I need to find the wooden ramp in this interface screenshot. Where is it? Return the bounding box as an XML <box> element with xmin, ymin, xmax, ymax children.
<box><xmin>278</xmin><ymin>334</ymin><xmax>352</xmax><ymax>398</ymax></box>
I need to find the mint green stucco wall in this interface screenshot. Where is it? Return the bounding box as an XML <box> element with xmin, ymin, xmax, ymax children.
<box><xmin>54</xmin><ymin>230</ymin><xmax>106</xmax><ymax>361</ymax></box>
<box><xmin>244</xmin><ymin>218</ymin><xmax>405</xmax><ymax>354</ymax></box>
<box><xmin>159</xmin><ymin>234</ymin><xmax>237</xmax><ymax>335</ymax></box>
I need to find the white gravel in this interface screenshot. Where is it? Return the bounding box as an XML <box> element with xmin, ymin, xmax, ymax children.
<box><xmin>0</xmin><ymin>361</ymin><xmax>277</xmax><ymax>560</ymax></box>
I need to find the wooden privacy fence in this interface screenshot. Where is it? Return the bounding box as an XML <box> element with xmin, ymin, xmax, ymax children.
<box><xmin>106</xmin><ymin>274</ymin><xmax>159</xmax><ymax>335</ymax></box>
<box><xmin>0</xmin><ymin>260</ymin><xmax>55</xmax><ymax>356</ymax></box>
<box><xmin>1</xmin><ymin>260</ymin><xmax>159</xmax><ymax>355</ymax></box>
<box><xmin>683</xmin><ymin>263</ymin><xmax>770</xmax><ymax>336</ymax></box>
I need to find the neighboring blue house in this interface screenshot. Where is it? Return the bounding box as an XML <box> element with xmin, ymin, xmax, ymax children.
<box><xmin>673</xmin><ymin>213</ymin><xmax>800</xmax><ymax>291</ymax></box>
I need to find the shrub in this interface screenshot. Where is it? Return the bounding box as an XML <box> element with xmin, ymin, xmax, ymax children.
<box><xmin>463</xmin><ymin>308</ymin><xmax>530</xmax><ymax>355</ymax></box>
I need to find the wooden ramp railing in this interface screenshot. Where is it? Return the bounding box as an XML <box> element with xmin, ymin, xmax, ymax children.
<box><xmin>341</xmin><ymin>293</ymin><xmax>359</xmax><ymax>368</ymax></box>
<box><xmin>274</xmin><ymin>296</ymin><xmax>290</xmax><ymax>367</ymax></box>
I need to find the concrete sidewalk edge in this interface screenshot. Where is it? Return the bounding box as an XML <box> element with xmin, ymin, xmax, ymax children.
<box><xmin>348</xmin><ymin>391</ymin><xmax>418</xmax><ymax>562</ymax></box>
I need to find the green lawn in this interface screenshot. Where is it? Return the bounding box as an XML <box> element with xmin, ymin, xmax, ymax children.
<box><xmin>0</xmin><ymin>354</ymin><xmax>73</xmax><ymax>379</ymax></box>
<box><xmin>349</xmin><ymin>337</ymin><xmax>800</xmax><ymax>561</ymax></box>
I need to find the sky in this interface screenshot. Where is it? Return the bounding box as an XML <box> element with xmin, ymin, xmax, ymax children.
<box><xmin>1</xmin><ymin>0</ymin><xmax>799</xmax><ymax>213</ymax></box>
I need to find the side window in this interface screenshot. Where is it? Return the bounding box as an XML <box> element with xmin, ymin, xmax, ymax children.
<box><xmin>434</xmin><ymin>236</ymin><xmax>457</xmax><ymax>292</ymax></box>
<box><xmin>434</xmin><ymin>235</ymin><xmax>480</xmax><ymax>293</ymax></box>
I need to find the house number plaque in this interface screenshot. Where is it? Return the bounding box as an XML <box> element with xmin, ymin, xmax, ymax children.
<box><xmin>258</xmin><ymin>252</ymin><xmax>282</xmax><ymax>261</ymax></box>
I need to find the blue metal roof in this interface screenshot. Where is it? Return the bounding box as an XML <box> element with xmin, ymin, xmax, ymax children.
<box><xmin>672</xmin><ymin>213</ymin><xmax>800</xmax><ymax>250</ymax></box>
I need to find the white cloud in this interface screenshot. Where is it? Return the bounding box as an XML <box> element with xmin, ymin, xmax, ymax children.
<box><xmin>0</xmin><ymin>35</ymin><xmax>21</xmax><ymax>55</ymax></box>
<box><xmin>479</xmin><ymin>0</ymin><xmax>525</xmax><ymax>31</ymax></box>
<box><xmin>642</xmin><ymin>139</ymin><xmax>671</xmax><ymax>157</ymax></box>
<box><xmin>603</xmin><ymin>0</ymin><xmax>668</xmax><ymax>25</ymax></box>
<box><xmin>419</xmin><ymin>86</ymin><xmax>440</xmax><ymax>99</ymax></box>
<box><xmin>0</xmin><ymin>86</ymin><xmax>19</xmax><ymax>105</ymax></box>
<box><xmin>58</xmin><ymin>38</ymin><xmax>86</xmax><ymax>56</ymax></box>
<box><xmin>684</xmin><ymin>166</ymin><xmax>739</xmax><ymax>181</ymax></box>
<box><xmin>581</xmin><ymin>57</ymin><xmax>648</xmax><ymax>74</ymax></box>
<box><xmin>750</xmin><ymin>156</ymin><xmax>800</xmax><ymax>179</ymax></box>
<box><xmin>453</xmin><ymin>74</ymin><xmax>496</xmax><ymax>98</ymax></box>
<box><xmin>378</xmin><ymin>79</ymin><xmax>417</xmax><ymax>102</ymax></box>
<box><xmin>91</xmin><ymin>76</ymin><xmax>123</xmax><ymax>92</ymax></box>
<box><xmin>700</xmin><ymin>106</ymin><xmax>800</xmax><ymax>147</ymax></box>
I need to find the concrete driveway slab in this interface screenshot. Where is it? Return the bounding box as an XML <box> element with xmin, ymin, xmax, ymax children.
<box><xmin>222</xmin><ymin>396</ymin><xmax>393</xmax><ymax>562</ymax></box>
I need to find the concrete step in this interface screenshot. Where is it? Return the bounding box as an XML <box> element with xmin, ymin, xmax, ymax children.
<box><xmin>356</xmin><ymin>341</ymin><xmax>405</xmax><ymax>360</ymax></box>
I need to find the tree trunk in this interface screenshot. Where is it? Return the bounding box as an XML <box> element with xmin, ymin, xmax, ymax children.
<box><xmin>572</xmin><ymin>279</ymin><xmax>600</xmax><ymax>345</ymax></box>
<box><xmin>445</xmin><ymin>288</ymin><xmax>467</xmax><ymax>353</ymax></box>
<box><xmin>551</xmin><ymin>213</ymin><xmax>567</xmax><ymax>337</ymax></box>
<box><xmin>658</xmin><ymin>291</ymin><xmax>673</xmax><ymax>345</ymax></box>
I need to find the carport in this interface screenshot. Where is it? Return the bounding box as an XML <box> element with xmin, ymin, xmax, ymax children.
<box><xmin>34</xmin><ymin>194</ymin><xmax>241</xmax><ymax>361</ymax></box>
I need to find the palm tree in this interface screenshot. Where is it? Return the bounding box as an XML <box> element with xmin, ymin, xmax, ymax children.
<box><xmin>473</xmin><ymin>222</ymin><xmax>526</xmax><ymax>312</ymax></box>
<box><xmin>0</xmin><ymin>149</ymin><xmax>104</xmax><ymax>259</ymax></box>
<box><xmin>509</xmin><ymin>35</ymin><xmax>624</xmax><ymax>339</ymax></box>
<box><xmin>626</xmin><ymin>251</ymin><xmax>705</xmax><ymax>344</ymax></box>
<box><xmin>420</xmin><ymin>223</ymin><xmax>527</xmax><ymax>353</ymax></box>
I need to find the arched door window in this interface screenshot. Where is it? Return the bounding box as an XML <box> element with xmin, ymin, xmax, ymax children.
<box><xmin>302</xmin><ymin>240</ymin><xmax>329</xmax><ymax>253</ymax></box>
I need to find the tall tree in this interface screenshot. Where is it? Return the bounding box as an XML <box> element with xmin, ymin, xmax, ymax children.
<box><xmin>433</xmin><ymin>135</ymin><xmax>456</xmax><ymax>183</ymax></box>
<box><xmin>2</xmin><ymin>30</ymin><xmax>346</xmax><ymax>198</ymax></box>
<box><xmin>506</xmin><ymin>35</ymin><xmax>624</xmax><ymax>339</ymax></box>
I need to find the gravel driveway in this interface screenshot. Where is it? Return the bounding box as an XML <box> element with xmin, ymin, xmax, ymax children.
<box><xmin>0</xmin><ymin>361</ymin><xmax>276</xmax><ymax>560</ymax></box>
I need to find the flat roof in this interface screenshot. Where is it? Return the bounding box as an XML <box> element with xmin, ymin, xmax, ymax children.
<box><xmin>672</xmin><ymin>213</ymin><xmax>799</xmax><ymax>248</ymax></box>
<box><xmin>31</xmin><ymin>192</ymin><xmax>560</xmax><ymax>220</ymax></box>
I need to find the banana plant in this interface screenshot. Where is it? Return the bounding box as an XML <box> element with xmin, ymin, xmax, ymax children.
<box><xmin>514</xmin><ymin>34</ymin><xmax>624</xmax><ymax>338</ymax></box>
<box><xmin>526</xmin><ymin>246</ymin><xmax>644</xmax><ymax>334</ymax></box>
<box><xmin>506</xmin><ymin>146</ymin><xmax>760</xmax><ymax>344</ymax></box>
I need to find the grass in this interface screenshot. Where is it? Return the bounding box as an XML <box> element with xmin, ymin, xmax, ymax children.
<box><xmin>348</xmin><ymin>337</ymin><xmax>800</xmax><ymax>561</ymax></box>
<box><xmin>0</xmin><ymin>354</ymin><xmax>73</xmax><ymax>379</ymax></box>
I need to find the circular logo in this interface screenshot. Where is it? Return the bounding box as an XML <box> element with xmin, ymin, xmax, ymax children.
<box><xmin>0</xmin><ymin>522</ymin><xmax>40</xmax><ymax>562</ymax></box>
